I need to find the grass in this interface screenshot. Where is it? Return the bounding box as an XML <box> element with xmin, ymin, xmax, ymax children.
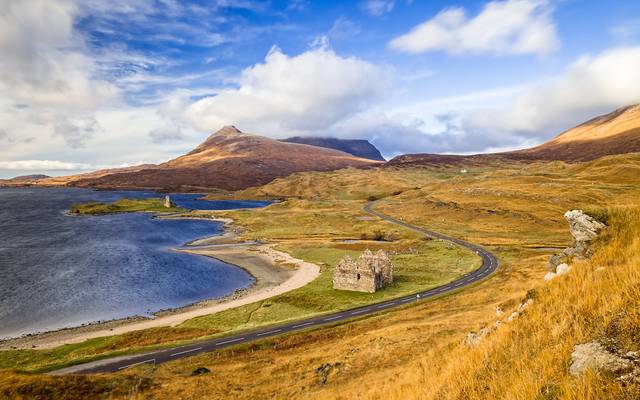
<box><xmin>182</xmin><ymin>239</ymin><xmax>479</xmax><ymax>332</ymax></box>
<box><xmin>69</xmin><ymin>198</ymin><xmax>186</xmax><ymax>215</ymax></box>
<box><xmin>346</xmin><ymin>206</ymin><xmax>640</xmax><ymax>400</ymax></box>
<box><xmin>1</xmin><ymin>154</ymin><xmax>639</xmax><ymax>398</ymax></box>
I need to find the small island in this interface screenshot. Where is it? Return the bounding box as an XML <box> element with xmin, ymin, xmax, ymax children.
<box><xmin>70</xmin><ymin>197</ymin><xmax>186</xmax><ymax>215</ymax></box>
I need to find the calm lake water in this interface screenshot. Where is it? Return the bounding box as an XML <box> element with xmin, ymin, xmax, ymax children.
<box><xmin>0</xmin><ymin>187</ymin><xmax>268</xmax><ymax>339</ymax></box>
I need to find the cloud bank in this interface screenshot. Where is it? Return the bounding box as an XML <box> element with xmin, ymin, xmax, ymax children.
<box><xmin>185</xmin><ymin>46</ymin><xmax>392</xmax><ymax>136</ymax></box>
<box><xmin>389</xmin><ymin>0</ymin><xmax>559</xmax><ymax>56</ymax></box>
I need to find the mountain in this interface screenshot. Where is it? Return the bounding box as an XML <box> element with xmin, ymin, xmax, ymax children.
<box><xmin>280</xmin><ymin>137</ymin><xmax>385</xmax><ymax>161</ymax></box>
<box><xmin>506</xmin><ymin>104</ymin><xmax>640</xmax><ymax>162</ymax></box>
<box><xmin>58</xmin><ymin>126</ymin><xmax>379</xmax><ymax>191</ymax></box>
<box><xmin>388</xmin><ymin>104</ymin><xmax>640</xmax><ymax>166</ymax></box>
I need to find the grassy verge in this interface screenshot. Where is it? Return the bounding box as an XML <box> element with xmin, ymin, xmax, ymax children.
<box><xmin>69</xmin><ymin>198</ymin><xmax>186</xmax><ymax>214</ymax></box>
<box><xmin>182</xmin><ymin>239</ymin><xmax>479</xmax><ymax>331</ymax></box>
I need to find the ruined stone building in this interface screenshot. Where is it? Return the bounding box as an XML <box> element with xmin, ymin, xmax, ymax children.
<box><xmin>164</xmin><ymin>195</ymin><xmax>174</xmax><ymax>208</ymax></box>
<box><xmin>333</xmin><ymin>249</ymin><xmax>394</xmax><ymax>293</ymax></box>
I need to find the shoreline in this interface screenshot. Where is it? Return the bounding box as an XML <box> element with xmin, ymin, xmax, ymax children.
<box><xmin>0</xmin><ymin>214</ymin><xmax>320</xmax><ymax>350</ymax></box>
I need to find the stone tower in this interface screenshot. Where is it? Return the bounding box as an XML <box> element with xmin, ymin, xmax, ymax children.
<box><xmin>164</xmin><ymin>195</ymin><xmax>174</xmax><ymax>208</ymax></box>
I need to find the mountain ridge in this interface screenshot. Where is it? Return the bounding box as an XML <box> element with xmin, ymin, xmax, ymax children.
<box><xmin>388</xmin><ymin>104</ymin><xmax>640</xmax><ymax>166</ymax></box>
<box><xmin>46</xmin><ymin>126</ymin><xmax>379</xmax><ymax>191</ymax></box>
<box><xmin>280</xmin><ymin>136</ymin><xmax>385</xmax><ymax>161</ymax></box>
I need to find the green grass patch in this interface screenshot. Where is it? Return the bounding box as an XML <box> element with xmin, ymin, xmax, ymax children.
<box><xmin>181</xmin><ymin>239</ymin><xmax>480</xmax><ymax>331</ymax></box>
<box><xmin>69</xmin><ymin>198</ymin><xmax>186</xmax><ymax>215</ymax></box>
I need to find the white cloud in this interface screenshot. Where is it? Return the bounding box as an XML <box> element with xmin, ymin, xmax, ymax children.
<box><xmin>469</xmin><ymin>46</ymin><xmax>640</xmax><ymax>136</ymax></box>
<box><xmin>328</xmin><ymin>16</ymin><xmax>361</xmax><ymax>39</ymax></box>
<box><xmin>149</xmin><ymin>125</ymin><xmax>184</xmax><ymax>144</ymax></box>
<box><xmin>0</xmin><ymin>0</ymin><xmax>119</xmax><ymax>109</ymax></box>
<box><xmin>0</xmin><ymin>160</ymin><xmax>95</xmax><ymax>171</ymax></box>
<box><xmin>389</xmin><ymin>0</ymin><xmax>559</xmax><ymax>56</ymax></box>
<box><xmin>374</xmin><ymin>46</ymin><xmax>640</xmax><ymax>157</ymax></box>
<box><xmin>360</xmin><ymin>1</ymin><xmax>395</xmax><ymax>16</ymax></box>
<box><xmin>185</xmin><ymin>46</ymin><xmax>391</xmax><ymax>135</ymax></box>
<box><xmin>53</xmin><ymin>116</ymin><xmax>104</xmax><ymax>149</ymax></box>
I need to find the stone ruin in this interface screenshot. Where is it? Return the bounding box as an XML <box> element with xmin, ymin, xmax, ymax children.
<box><xmin>332</xmin><ymin>249</ymin><xmax>394</xmax><ymax>293</ymax></box>
<box><xmin>164</xmin><ymin>195</ymin><xmax>175</xmax><ymax>208</ymax></box>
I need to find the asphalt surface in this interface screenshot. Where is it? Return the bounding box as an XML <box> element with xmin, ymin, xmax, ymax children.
<box><xmin>52</xmin><ymin>201</ymin><xmax>499</xmax><ymax>375</ymax></box>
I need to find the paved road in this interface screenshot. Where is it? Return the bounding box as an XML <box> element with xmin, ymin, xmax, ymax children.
<box><xmin>52</xmin><ymin>201</ymin><xmax>499</xmax><ymax>375</ymax></box>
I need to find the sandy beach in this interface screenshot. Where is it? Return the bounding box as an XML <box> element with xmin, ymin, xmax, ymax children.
<box><xmin>0</xmin><ymin>218</ymin><xmax>320</xmax><ymax>350</ymax></box>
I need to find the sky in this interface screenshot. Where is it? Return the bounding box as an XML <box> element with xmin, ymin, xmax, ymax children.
<box><xmin>1</xmin><ymin>0</ymin><xmax>640</xmax><ymax>178</ymax></box>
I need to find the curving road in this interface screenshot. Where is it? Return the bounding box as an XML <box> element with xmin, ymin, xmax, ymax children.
<box><xmin>52</xmin><ymin>201</ymin><xmax>499</xmax><ymax>375</ymax></box>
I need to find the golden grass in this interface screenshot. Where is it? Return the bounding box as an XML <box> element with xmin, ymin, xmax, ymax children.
<box><xmin>2</xmin><ymin>154</ymin><xmax>640</xmax><ymax>399</ymax></box>
<box><xmin>330</xmin><ymin>206</ymin><xmax>640</xmax><ymax>400</ymax></box>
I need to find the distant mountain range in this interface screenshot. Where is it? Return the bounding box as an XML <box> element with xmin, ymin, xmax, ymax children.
<box><xmin>280</xmin><ymin>137</ymin><xmax>385</xmax><ymax>161</ymax></box>
<box><xmin>389</xmin><ymin>104</ymin><xmax>640</xmax><ymax>166</ymax></box>
<box><xmin>6</xmin><ymin>105</ymin><xmax>640</xmax><ymax>190</ymax></box>
<box><xmin>35</xmin><ymin>126</ymin><xmax>379</xmax><ymax>191</ymax></box>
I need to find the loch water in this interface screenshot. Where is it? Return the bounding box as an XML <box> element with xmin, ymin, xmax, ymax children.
<box><xmin>0</xmin><ymin>187</ymin><xmax>268</xmax><ymax>339</ymax></box>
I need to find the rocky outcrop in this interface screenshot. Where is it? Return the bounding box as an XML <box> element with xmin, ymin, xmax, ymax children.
<box><xmin>463</xmin><ymin>295</ymin><xmax>534</xmax><ymax>347</ymax></box>
<box><xmin>565</xmin><ymin>209</ymin><xmax>606</xmax><ymax>257</ymax></box>
<box><xmin>570</xmin><ymin>341</ymin><xmax>639</xmax><ymax>380</ymax></box>
<box><xmin>463</xmin><ymin>321</ymin><xmax>502</xmax><ymax>346</ymax></box>
<box><xmin>547</xmin><ymin>210</ymin><xmax>605</xmax><ymax>272</ymax></box>
<box><xmin>544</xmin><ymin>263</ymin><xmax>572</xmax><ymax>281</ymax></box>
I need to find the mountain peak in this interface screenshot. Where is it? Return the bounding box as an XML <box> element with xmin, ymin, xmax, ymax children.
<box><xmin>214</xmin><ymin>125</ymin><xmax>243</xmax><ymax>136</ymax></box>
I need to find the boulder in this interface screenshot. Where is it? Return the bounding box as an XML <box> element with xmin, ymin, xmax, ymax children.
<box><xmin>544</xmin><ymin>272</ymin><xmax>557</xmax><ymax>281</ymax></box>
<box><xmin>556</xmin><ymin>263</ymin><xmax>571</xmax><ymax>275</ymax></box>
<box><xmin>564</xmin><ymin>210</ymin><xmax>605</xmax><ymax>258</ymax></box>
<box><xmin>569</xmin><ymin>342</ymin><xmax>634</xmax><ymax>376</ymax></box>
<box><xmin>547</xmin><ymin>254</ymin><xmax>568</xmax><ymax>271</ymax></box>
<box><xmin>564</xmin><ymin>210</ymin><xmax>606</xmax><ymax>242</ymax></box>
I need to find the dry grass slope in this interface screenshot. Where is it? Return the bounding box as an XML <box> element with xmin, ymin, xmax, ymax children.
<box><xmin>343</xmin><ymin>206</ymin><xmax>640</xmax><ymax>400</ymax></box>
<box><xmin>1</xmin><ymin>154</ymin><xmax>639</xmax><ymax>399</ymax></box>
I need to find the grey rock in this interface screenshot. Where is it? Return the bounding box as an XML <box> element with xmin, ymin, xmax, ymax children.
<box><xmin>564</xmin><ymin>210</ymin><xmax>606</xmax><ymax>242</ymax></box>
<box><xmin>548</xmin><ymin>254</ymin><xmax>568</xmax><ymax>272</ymax></box>
<box><xmin>570</xmin><ymin>342</ymin><xmax>634</xmax><ymax>376</ymax></box>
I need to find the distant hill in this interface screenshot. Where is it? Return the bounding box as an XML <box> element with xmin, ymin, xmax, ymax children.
<box><xmin>10</xmin><ymin>174</ymin><xmax>50</xmax><ymax>181</ymax></box>
<box><xmin>281</xmin><ymin>137</ymin><xmax>385</xmax><ymax>161</ymax></box>
<box><xmin>506</xmin><ymin>104</ymin><xmax>640</xmax><ymax>162</ymax></box>
<box><xmin>53</xmin><ymin>126</ymin><xmax>379</xmax><ymax>191</ymax></box>
<box><xmin>388</xmin><ymin>104</ymin><xmax>640</xmax><ymax>166</ymax></box>
<box><xmin>0</xmin><ymin>174</ymin><xmax>51</xmax><ymax>186</ymax></box>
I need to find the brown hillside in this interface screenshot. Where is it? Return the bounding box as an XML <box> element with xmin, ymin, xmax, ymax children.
<box><xmin>388</xmin><ymin>104</ymin><xmax>640</xmax><ymax>166</ymax></box>
<box><xmin>506</xmin><ymin>104</ymin><xmax>640</xmax><ymax>162</ymax></box>
<box><xmin>65</xmin><ymin>126</ymin><xmax>379</xmax><ymax>191</ymax></box>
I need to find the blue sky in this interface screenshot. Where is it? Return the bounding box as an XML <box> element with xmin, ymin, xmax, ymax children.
<box><xmin>1</xmin><ymin>0</ymin><xmax>640</xmax><ymax>177</ymax></box>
